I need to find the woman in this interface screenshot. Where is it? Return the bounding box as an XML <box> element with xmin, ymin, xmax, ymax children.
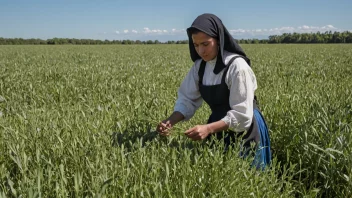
<box><xmin>156</xmin><ymin>13</ymin><xmax>271</xmax><ymax>169</ymax></box>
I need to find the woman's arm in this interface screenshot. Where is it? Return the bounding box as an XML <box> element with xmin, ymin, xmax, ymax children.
<box><xmin>157</xmin><ymin>60</ymin><xmax>203</xmax><ymax>136</ymax></box>
<box><xmin>173</xmin><ymin>60</ymin><xmax>203</xmax><ymax>121</ymax></box>
<box><xmin>184</xmin><ymin>120</ymin><xmax>229</xmax><ymax>140</ymax></box>
<box><xmin>221</xmin><ymin>57</ymin><xmax>257</xmax><ymax>132</ymax></box>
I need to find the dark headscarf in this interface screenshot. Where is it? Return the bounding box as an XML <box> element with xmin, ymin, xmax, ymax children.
<box><xmin>187</xmin><ymin>13</ymin><xmax>251</xmax><ymax>74</ymax></box>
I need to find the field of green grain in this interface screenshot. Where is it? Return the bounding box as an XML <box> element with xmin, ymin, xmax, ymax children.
<box><xmin>0</xmin><ymin>44</ymin><xmax>351</xmax><ymax>197</ymax></box>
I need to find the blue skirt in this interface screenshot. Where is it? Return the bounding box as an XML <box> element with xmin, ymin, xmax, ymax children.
<box><xmin>207</xmin><ymin>108</ymin><xmax>272</xmax><ymax>170</ymax></box>
<box><xmin>250</xmin><ymin>109</ymin><xmax>272</xmax><ymax>170</ymax></box>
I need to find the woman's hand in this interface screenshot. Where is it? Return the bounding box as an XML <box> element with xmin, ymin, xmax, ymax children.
<box><xmin>156</xmin><ymin>120</ymin><xmax>173</xmax><ymax>136</ymax></box>
<box><xmin>156</xmin><ymin>111</ymin><xmax>185</xmax><ymax>137</ymax></box>
<box><xmin>184</xmin><ymin>121</ymin><xmax>229</xmax><ymax>141</ymax></box>
<box><xmin>184</xmin><ymin>124</ymin><xmax>212</xmax><ymax>140</ymax></box>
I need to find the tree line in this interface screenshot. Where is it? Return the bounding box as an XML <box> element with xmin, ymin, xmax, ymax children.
<box><xmin>268</xmin><ymin>31</ymin><xmax>352</xmax><ymax>43</ymax></box>
<box><xmin>0</xmin><ymin>38</ymin><xmax>189</xmax><ymax>45</ymax></box>
<box><xmin>1</xmin><ymin>31</ymin><xmax>351</xmax><ymax>45</ymax></box>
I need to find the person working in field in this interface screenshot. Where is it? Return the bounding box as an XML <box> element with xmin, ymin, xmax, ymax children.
<box><xmin>156</xmin><ymin>13</ymin><xmax>271</xmax><ymax>169</ymax></box>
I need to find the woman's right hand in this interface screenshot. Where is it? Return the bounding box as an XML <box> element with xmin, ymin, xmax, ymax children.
<box><xmin>156</xmin><ymin>120</ymin><xmax>173</xmax><ymax>136</ymax></box>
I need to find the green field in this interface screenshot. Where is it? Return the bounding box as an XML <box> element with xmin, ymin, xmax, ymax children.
<box><xmin>0</xmin><ymin>44</ymin><xmax>351</xmax><ymax>197</ymax></box>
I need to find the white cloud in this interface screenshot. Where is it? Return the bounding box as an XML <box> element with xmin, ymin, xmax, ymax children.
<box><xmin>299</xmin><ymin>25</ymin><xmax>310</xmax><ymax>30</ymax></box>
<box><xmin>170</xmin><ymin>28</ymin><xmax>186</xmax><ymax>34</ymax></box>
<box><xmin>152</xmin><ymin>29</ymin><xmax>162</xmax><ymax>33</ymax></box>
<box><xmin>229</xmin><ymin>25</ymin><xmax>340</xmax><ymax>38</ymax></box>
<box><xmin>280</xmin><ymin>27</ymin><xmax>295</xmax><ymax>31</ymax></box>
<box><xmin>143</xmin><ymin>27</ymin><xmax>159</xmax><ymax>34</ymax></box>
<box><xmin>141</xmin><ymin>27</ymin><xmax>172</xmax><ymax>34</ymax></box>
<box><xmin>110</xmin><ymin>25</ymin><xmax>345</xmax><ymax>39</ymax></box>
<box><xmin>112</xmin><ymin>28</ymin><xmax>185</xmax><ymax>36</ymax></box>
<box><xmin>143</xmin><ymin>27</ymin><xmax>151</xmax><ymax>33</ymax></box>
<box><xmin>229</xmin><ymin>29</ymin><xmax>246</xmax><ymax>34</ymax></box>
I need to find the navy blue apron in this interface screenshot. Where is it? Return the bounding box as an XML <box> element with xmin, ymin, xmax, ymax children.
<box><xmin>198</xmin><ymin>56</ymin><xmax>271</xmax><ymax>169</ymax></box>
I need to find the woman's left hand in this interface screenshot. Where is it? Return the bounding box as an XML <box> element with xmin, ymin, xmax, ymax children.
<box><xmin>184</xmin><ymin>125</ymin><xmax>212</xmax><ymax>141</ymax></box>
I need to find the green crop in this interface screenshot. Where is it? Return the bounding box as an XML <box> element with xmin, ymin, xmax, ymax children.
<box><xmin>0</xmin><ymin>44</ymin><xmax>351</xmax><ymax>197</ymax></box>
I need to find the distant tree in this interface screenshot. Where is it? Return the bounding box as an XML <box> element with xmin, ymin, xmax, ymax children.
<box><xmin>2</xmin><ymin>31</ymin><xmax>352</xmax><ymax>45</ymax></box>
<box><xmin>251</xmin><ymin>39</ymin><xmax>259</xmax><ymax>44</ymax></box>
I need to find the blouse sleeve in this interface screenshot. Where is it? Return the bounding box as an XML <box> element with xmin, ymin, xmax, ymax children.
<box><xmin>173</xmin><ymin>60</ymin><xmax>203</xmax><ymax>121</ymax></box>
<box><xmin>221</xmin><ymin>57</ymin><xmax>257</xmax><ymax>132</ymax></box>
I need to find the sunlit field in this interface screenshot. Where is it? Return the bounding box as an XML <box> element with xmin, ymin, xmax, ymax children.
<box><xmin>0</xmin><ymin>44</ymin><xmax>351</xmax><ymax>197</ymax></box>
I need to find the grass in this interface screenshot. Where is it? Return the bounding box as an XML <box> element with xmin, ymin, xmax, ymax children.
<box><xmin>0</xmin><ymin>44</ymin><xmax>351</xmax><ymax>197</ymax></box>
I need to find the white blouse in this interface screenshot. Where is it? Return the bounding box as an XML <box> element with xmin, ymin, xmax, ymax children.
<box><xmin>174</xmin><ymin>50</ymin><xmax>258</xmax><ymax>132</ymax></box>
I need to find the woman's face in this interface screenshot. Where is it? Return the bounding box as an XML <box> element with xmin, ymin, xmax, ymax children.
<box><xmin>192</xmin><ymin>31</ymin><xmax>218</xmax><ymax>62</ymax></box>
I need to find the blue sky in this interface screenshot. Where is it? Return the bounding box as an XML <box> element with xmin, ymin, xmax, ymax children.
<box><xmin>1</xmin><ymin>0</ymin><xmax>351</xmax><ymax>41</ymax></box>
